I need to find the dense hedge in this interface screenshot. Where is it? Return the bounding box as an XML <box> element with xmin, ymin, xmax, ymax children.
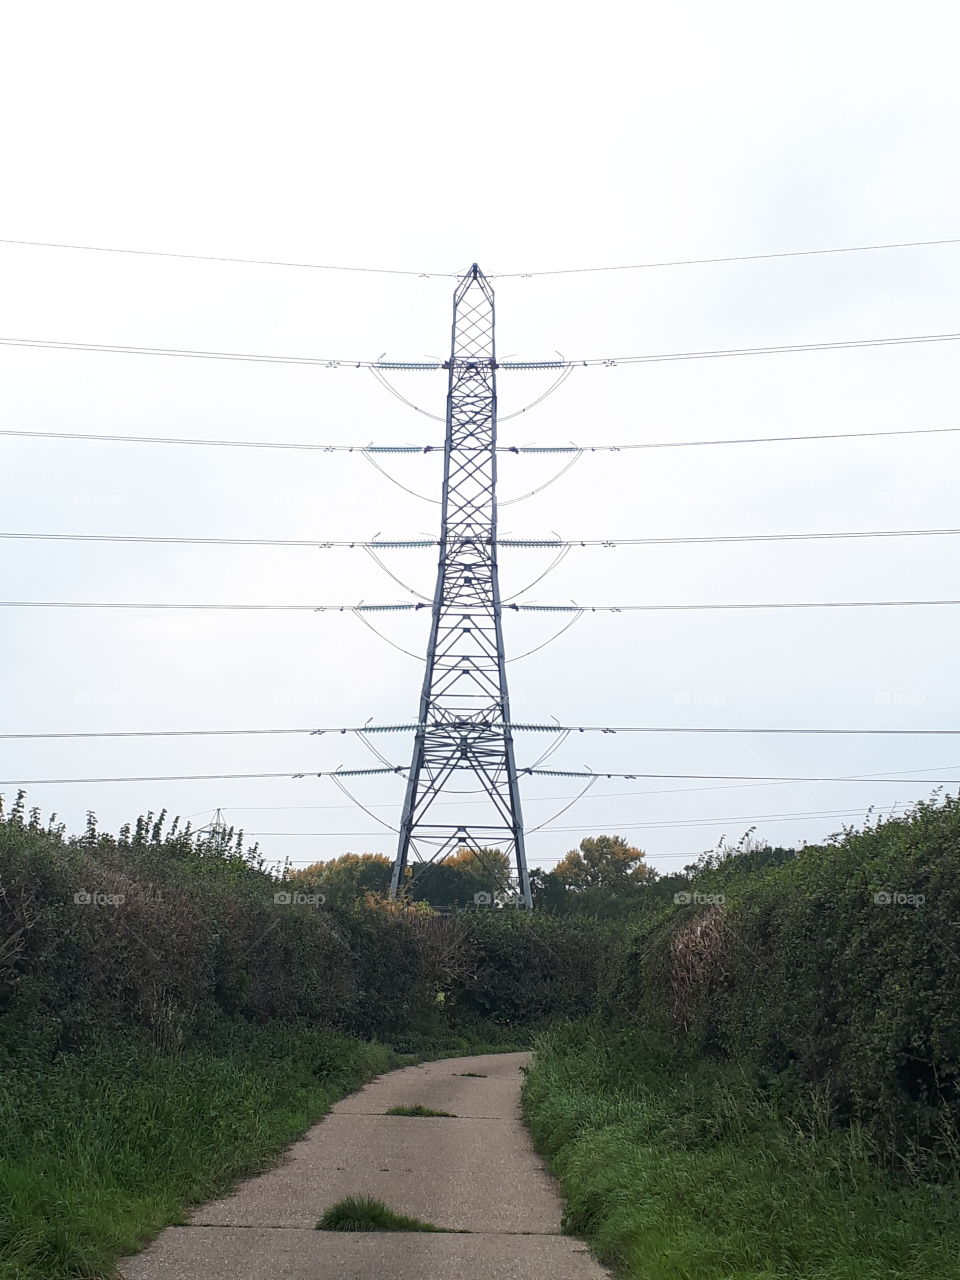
<box><xmin>0</xmin><ymin>800</ymin><xmax>608</xmax><ymax>1054</ymax></box>
<box><xmin>602</xmin><ymin>795</ymin><xmax>960</xmax><ymax>1161</ymax></box>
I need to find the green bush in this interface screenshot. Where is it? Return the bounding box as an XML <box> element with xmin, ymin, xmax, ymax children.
<box><xmin>451</xmin><ymin>910</ymin><xmax>611</xmax><ymax>1026</ymax></box>
<box><xmin>0</xmin><ymin>800</ymin><xmax>609</xmax><ymax>1054</ymax></box>
<box><xmin>600</xmin><ymin>796</ymin><xmax>960</xmax><ymax>1162</ymax></box>
<box><xmin>524</xmin><ymin>1021</ymin><xmax>960</xmax><ymax>1280</ymax></box>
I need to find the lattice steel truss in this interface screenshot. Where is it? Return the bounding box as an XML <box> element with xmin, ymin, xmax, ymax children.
<box><xmin>389</xmin><ymin>265</ymin><xmax>532</xmax><ymax>908</ymax></box>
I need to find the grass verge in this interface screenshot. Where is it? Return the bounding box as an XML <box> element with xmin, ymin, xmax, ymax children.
<box><xmin>522</xmin><ymin>1020</ymin><xmax>960</xmax><ymax>1280</ymax></box>
<box><xmin>385</xmin><ymin>1104</ymin><xmax>456</xmax><ymax>1117</ymax></box>
<box><xmin>316</xmin><ymin>1195</ymin><xmax>449</xmax><ymax>1232</ymax></box>
<box><xmin>0</xmin><ymin>1021</ymin><xmax>396</xmax><ymax>1280</ymax></box>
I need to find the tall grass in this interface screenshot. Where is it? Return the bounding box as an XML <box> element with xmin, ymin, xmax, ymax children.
<box><xmin>523</xmin><ymin>1021</ymin><xmax>960</xmax><ymax>1280</ymax></box>
<box><xmin>0</xmin><ymin>1023</ymin><xmax>393</xmax><ymax>1280</ymax></box>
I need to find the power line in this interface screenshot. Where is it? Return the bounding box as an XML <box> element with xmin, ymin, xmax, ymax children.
<box><xmin>492</xmin><ymin>236</ymin><xmax>960</xmax><ymax>278</ymax></box>
<box><xmin>0</xmin><ymin>337</ymin><xmax>400</xmax><ymax>369</ymax></box>
<box><xmin>530</xmin><ymin>527</ymin><xmax>960</xmax><ymax>548</ymax></box>
<box><xmin>2</xmin><ymin>598</ymin><xmax>960</xmax><ymax>613</ymax></box>
<box><xmin>274</xmin><ymin>851</ymin><xmax>713</xmax><ymax>862</ymax></box>
<box><xmin>0</xmin><ymin>237</ymin><xmax>460</xmax><ymax>277</ymax></box>
<box><xmin>559</xmin><ymin>424</ymin><xmax>960</xmax><ymax>453</ymax></box>
<box><xmin>527</xmin><ymin>768</ymin><xmax>959</xmax><ymax>783</ymax></box>
<box><xmin>2</xmin><ymin>423</ymin><xmax>957</xmax><ymax>454</ymax></box>
<box><xmin>186</xmin><ymin>769</ymin><xmax>960</xmax><ymax>811</ymax></box>
<box><xmin>4</xmin><ymin>328</ymin><xmax>960</xmax><ymax>372</ymax></box>
<box><xmin>0</xmin><ymin>532</ymin><xmax>436</xmax><ymax>550</ymax></box>
<box><xmin>0</xmin><ymin>768</ymin><xmax>955</xmax><ymax>788</ymax></box>
<box><xmin>0</xmin><ymin>768</ymin><xmax>401</xmax><ymax>787</ymax></box>
<box><xmin>195</xmin><ymin>763</ymin><xmax>960</xmax><ymax>812</ymax></box>
<box><xmin>514</xmin><ymin>724</ymin><xmax>960</xmax><ymax>736</ymax></box>
<box><xmin>564</xmin><ymin>331</ymin><xmax>960</xmax><ymax>367</ymax></box>
<box><xmin>512</xmin><ymin>600</ymin><xmax>960</xmax><ymax>614</ymax></box>
<box><xmin>0</xmin><ymin>428</ymin><xmax>431</xmax><ymax>451</ymax></box>
<box><xmin>4</xmin><ymin>232</ymin><xmax>957</xmax><ymax>279</ymax></box>
<box><xmin>4</xmin><ymin>723</ymin><xmax>960</xmax><ymax>742</ymax></box>
<box><xmin>2</xmin><ymin>525</ymin><xmax>957</xmax><ymax>551</ymax></box>
<box><xmin>283</xmin><ymin>852</ymin><xmax>810</xmax><ymax>864</ymax></box>
<box><xmin>243</xmin><ymin>803</ymin><xmax>911</xmax><ymax>838</ymax></box>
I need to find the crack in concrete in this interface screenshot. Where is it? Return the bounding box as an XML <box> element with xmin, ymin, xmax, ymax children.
<box><xmin>178</xmin><ymin>1224</ymin><xmax>565</xmax><ymax>1237</ymax></box>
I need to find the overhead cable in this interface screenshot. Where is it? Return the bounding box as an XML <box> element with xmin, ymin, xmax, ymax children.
<box><xmin>0</xmin><ymin>767</ymin><xmax>401</xmax><ymax>786</ymax></box>
<box><xmin>491</xmin><ymin>236</ymin><xmax>960</xmax><ymax>278</ymax></box>
<box><xmin>3</xmin><ymin>423</ymin><xmax>957</xmax><ymax>454</ymax></box>
<box><xmin>2</xmin><ymin>525</ymin><xmax>957</xmax><ymax>551</ymax></box>
<box><xmin>561</xmin><ymin>331</ymin><xmax>960</xmax><ymax>367</ymax></box>
<box><xmin>245</xmin><ymin>803</ymin><xmax>910</xmax><ymax>839</ymax></box>
<box><xmin>1</xmin><ymin>767</ymin><xmax>957</xmax><ymax>787</ymax></box>
<box><xmin>5</xmin><ymin>328</ymin><xmax>960</xmax><ymax>372</ymax></box>
<box><xmin>0</xmin><ymin>237</ymin><xmax>459</xmax><ymax>276</ymax></box>
<box><xmin>5</xmin><ymin>232</ymin><xmax>957</xmax><ymax>278</ymax></box>
<box><xmin>3</xmin><ymin>722</ymin><xmax>958</xmax><ymax>742</ymax></box>
<box><xmin>2</xmin><ymin>598</ymin><xmax>960</xmax><ymax>613</ymax></box>
<box><xmin>526</xmin><ymin>768</ymin><xmax>959</xmax><ymax>783</ymax></box>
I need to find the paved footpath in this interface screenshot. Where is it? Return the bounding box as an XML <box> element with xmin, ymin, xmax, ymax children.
<box><xmin>118</xmin><ymin>1051</ymin><xmax>610</xmax><ymax>1279</ymax></box>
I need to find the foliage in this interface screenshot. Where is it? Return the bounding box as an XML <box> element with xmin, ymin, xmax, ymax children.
<box><xmin>600</xmin><ymin>796</ymin><xmax>960</xmax><ymax>1164</ymax></box>
<box><xmin>385</xmin><ymin>1103</ymin><xmax>456</xmax><ymax>1117</ymax></box>
<box><xmin>552</xmin><ymin>834</ymin><xmax>655</xmax><ymax>891</ymax></box>
<box><xmin>523</xmin><ymin>1021</ymin><xmax>960</xmax><ymax>1280</ymax></box>
<box><xmin>287</xmin><ymin>846</ymin><xmax>512</xmax><ymax>909</ymax></box>
<box><xmin>316</xmin><ymin>1196</ymin><xmax>448</xmax><ymax>1232</ymax></box>
<box><xmin>529</xmin><ymin>833</ymin><xmax>690</xmax><ymax>920</ymax></box>
<box><xmin>0</xmin><ymin>1023</ymin><xmax>394</xmax><ymax>1280</ymax></box>
<box><xmin>406</xmin><ymin>845</ymin><xmax>513</xmax><ymax>907</ymax></box>
<box><xmin>288</xmin><ymin>852</ymin><xmax>392</xmax><ymax>905</ymax></box>
<box><xmin>450</xmin><ymin>910</ymin><xmax>612</xmax><ymax>1027</ymax></box>
<box><xmin>0</xmin><ymin>799</ymin><xmax>609</xmax><ymax>1053</ymax></box>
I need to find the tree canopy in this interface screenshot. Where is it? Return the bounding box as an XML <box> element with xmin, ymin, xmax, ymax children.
<box><xmin>552</xmin><ymin>834</ymin><xmax>655</xmax><ymax>890</ymax></box>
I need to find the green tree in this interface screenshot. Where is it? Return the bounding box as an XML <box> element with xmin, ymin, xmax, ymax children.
<box><xmin>445</xmin><ymin>846</ymin><xmax>512</xmax><ymax>892</ymax></box>
<box><xmin>288</xmin><ymin>853</ymin><xmax>392</xmax><ymax>905</ymax></box>
<box><xmin>408</xmin><ymin>847</ymin><xmax>513</xmax><ymax>908</ymax></box>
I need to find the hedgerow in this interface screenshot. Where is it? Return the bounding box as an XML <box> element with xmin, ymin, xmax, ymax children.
<box><xmin>601</xmin><ymin>794</ymin><xmax>960</xmax><ymax>1163</ymax></box>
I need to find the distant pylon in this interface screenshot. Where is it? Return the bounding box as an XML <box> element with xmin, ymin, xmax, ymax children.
<box><xmin>389</xmin><ymin>264</ymin><xmax>532</xmax><ymax>908</ymax></box>
<box><xmin>196</xmin><ymin>807</ymin><xmax>230</xmax><ymax>854</ymax></box>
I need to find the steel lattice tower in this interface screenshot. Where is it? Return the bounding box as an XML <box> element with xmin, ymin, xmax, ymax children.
<box><xmin>389</xmin><ymin>264</ymin><xmax>532</xmax><ymax>908</ymax></box>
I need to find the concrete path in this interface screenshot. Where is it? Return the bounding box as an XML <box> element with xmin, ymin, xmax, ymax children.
<box><xmin>118</xmin><ymin>1052</ymin><xmax>609</xmax><ymax>1279</ymax></box>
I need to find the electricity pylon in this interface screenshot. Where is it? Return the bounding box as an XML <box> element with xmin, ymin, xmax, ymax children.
<box><xmin>389</xmin><ymin>264</ymin><xmax>532</xmax><ymax>908</ymax></box>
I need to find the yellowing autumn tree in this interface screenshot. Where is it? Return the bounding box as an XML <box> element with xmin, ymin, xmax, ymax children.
<box><xmin>552</xmin><ymin>834</ymin><xmax>654</xmax><ymax>891</ymax></box>
<box><xmin>444</xmin><ymin>846</ymin><xmax>512</xmax><ymax>889</ymax></box>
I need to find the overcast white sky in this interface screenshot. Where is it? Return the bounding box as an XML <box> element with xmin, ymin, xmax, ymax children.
<box><xmin>1</xmin><ymin>1</ymin><xmax>958</xmax><ymax>876</ymax></box>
